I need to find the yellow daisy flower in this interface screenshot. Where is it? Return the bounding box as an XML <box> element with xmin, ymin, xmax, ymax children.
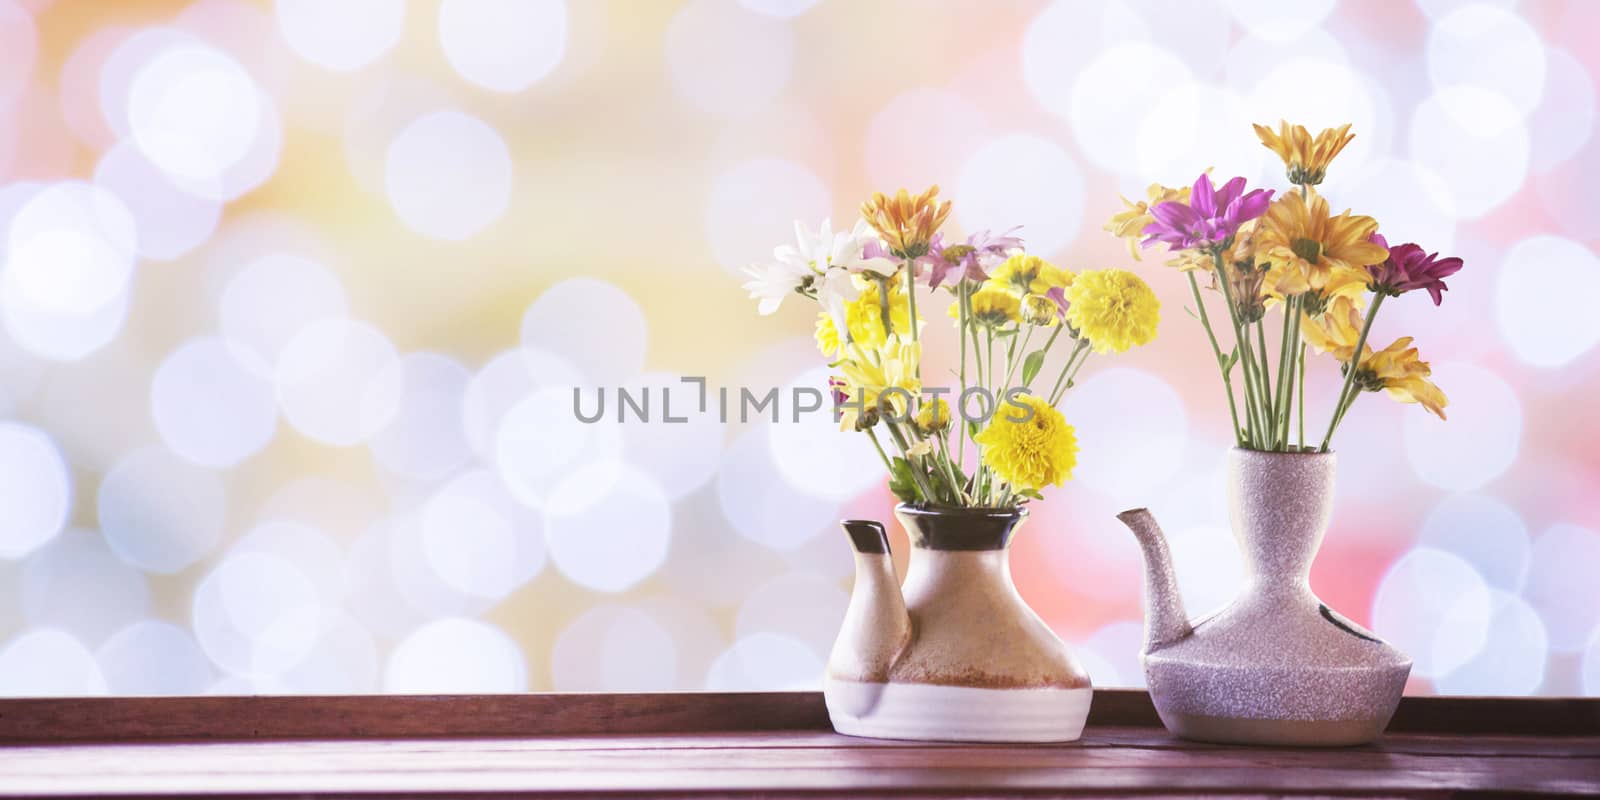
<box><xmin>975</xmin><ymin>393</ymin><xmax>1078</xmax><ymax>491</ymax></box>
<box><xmin>1064</xmin><ymin>269</ymin><xmax>1160</xmax><ymax>354</ymax></box>
<box><xmin>1253</xmin><ymin>120</ymin><xmax>1355</xmax><ymax>186</ymax></box>
<box><xmin>838</xmin><ymin>341</ymin><xmax>921</xmax><ymax>418</ymax></box>
<box><xmin>987</xmin><ymin>254</ymin><xmax>1073</xmax><ymax>296</ymax></box>
<box><xmin>860</xmin><ymin>185</ymin><xmax>952</xmax><ymax>258</ymax></box>
<box><xmin>1299</xmin><ymin>295</ymin><xmax>1365</xmax><ymax>362</ymax></box>
<box><xmin>1354</xmin><ymin>337</ymin><xmax>1448</xmax><ymax>420</ymax></box>
<box><xmin>1256</xmin><ymin>191</ymin><xmax>1387</xmax><ymax>301</ymax></box>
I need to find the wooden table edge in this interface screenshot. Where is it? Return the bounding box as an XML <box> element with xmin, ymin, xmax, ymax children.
<box><xmin>0</xmin><ymin>689</ymin><xmax>1596</xmax><ymax>743</ymax></box>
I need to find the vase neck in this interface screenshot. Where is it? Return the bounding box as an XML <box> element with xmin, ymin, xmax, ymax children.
<box><xmin>1227</xmin><ymin>448</ymin><xmax>1336</xmax><ymax>587</ymax></box>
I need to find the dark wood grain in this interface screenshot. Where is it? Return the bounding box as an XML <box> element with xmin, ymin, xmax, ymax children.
<box><xmin>0</xmin><ymin>728</ymin><xmax>1596</xmax><ymax>798</ymax></box>
<box><xmin>0</xmin><ymin>692</ymin><xmax>1596</xmax><ymax>798</ymax></box>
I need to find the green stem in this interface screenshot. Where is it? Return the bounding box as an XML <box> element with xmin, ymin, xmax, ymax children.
<box><xmin>1049</xmin><ymin>340</ymin><xmax>1092</xmax><ymax>406</ymax></box>
<box><xmin>876</xmin><ymin>277</ymin><xmax>893</xmax><ymax>337</ymax></box>
<box><xmin>904</xmin><ymin>260</ymin><xmax>919</xmax><ymax>350</ymax></box>
<box><xmin>1214</xmin><ymin>251</ymin><xmax>1267</xmax><ymax>448</ymax></box>
<box><xmin>865</xmin><ymin>428</ymin><xmax>894</xmax><ymax>473</ymax></box>
<box><xmin>957</xmin><ymin>281</ymin><xmax>969</xmax><ymax>467</ymax></box>
<box><xmin>884</xmin><ymin>419</ymin><xmax>934</xmax><ymax>502</ymax></box>
<box><xmin>1256</xmin><ymin>319</ymin><xmax>1273</xmax><ymax>417</ymax></box>
<box><xmin>1186</xmin><ymin>272</ymin><xmax>1244</xmax><ymax>446</ymax></box>
<box><xmin>1320</xmin><ymin>293</ymin><xmax>1386</xmax><ymax>451</ymax></box>
<box><xmin>1001</xmin><ymin>324</ymin><xmax>1035</xmax><ymax>393</ymax></box>
<box><xmin>1272</xmin><ymin>296</ymin><xmax>1298</xmax><ymax>448</ymax></box>
<box><xmin>1297</xmin><ymin>342</ymin><xmax>1307</xmax><ymax>450</ymax></box>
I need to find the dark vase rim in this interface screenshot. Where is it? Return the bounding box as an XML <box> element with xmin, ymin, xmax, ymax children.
<box><xmin>894</xmin><ymin>503</ymin><xmax>1025</xmax><ymax>551</ymax></box>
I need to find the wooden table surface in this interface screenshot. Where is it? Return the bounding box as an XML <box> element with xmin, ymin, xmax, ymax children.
<box><xmin>1</xmin><ymin>690</ymin><xmax>1597</xmax><ymax>798</ymax></box>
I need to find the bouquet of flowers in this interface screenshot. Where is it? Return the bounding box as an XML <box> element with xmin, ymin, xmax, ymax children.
<box><xmin>1106</xmin><ymin>121</ymin><xmax>1461</xmax><ymax>452</ymax></box>
<box><xmin>743</xmin><ymin>187</ymin><xmax>1160</xmax><ymax>508</ymax></box>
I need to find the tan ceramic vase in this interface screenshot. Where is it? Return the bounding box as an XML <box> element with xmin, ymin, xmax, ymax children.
<box><xmin>823</xmin><ymin>504</ymin><xmax>1092</xmax><ymax>742</ymax></box>
<box><xmin>1117</xmin><ymin>448</ymin><xmax>1411</xmax><ymax>746</ymax></box>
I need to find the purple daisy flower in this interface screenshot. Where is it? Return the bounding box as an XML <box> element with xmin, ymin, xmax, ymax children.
<box><xmin>1366</xmin><ymin>234</ymin><xmax>1464</xmax><ymax>306</ymax></box>
<box><xmin>1141</xmin><ymin>173</ymin><xmax>1273</xmax><ymax>252</ymax></box>
<box><xmin>918</xmin><ymin>227</ymin><xmax>1025</xmax><ymax>290</ymax></box>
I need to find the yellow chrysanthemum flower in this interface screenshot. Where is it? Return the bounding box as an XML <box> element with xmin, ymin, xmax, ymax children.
<box><xmin>1105</xmin><ymin>180</ymin><xmax>1192</xmax><ymax>260</ymax></box>
<box><xmin>860</xmin><ymin>185</ymin><xmax>952</xmax><ymax>258</ymax></box>
<box><xmin>1257</xmin><ymin>191</ymin><xmax>1387</xmax><ymax>301</ymax></box>
<box><xmin>950</xmin><ymin>283</ymin><xmax>1023</xmax><ymax>328</ymax></box>
<box><xmin>987</xmin><ymin>254</ymin><xmax>1073</xmax><ymax>296</ymax></box>
<box><xmin>1064</xmin><ymin>269</ymin><xmax>1160</xmax><ymax>354</ymax></box>
<box><xmin>914</xmin><ymin>396</ymin><xmax>951</xmax><ymax>435</ymax></box>
<box><xmin>1253</xmin><ymin>121</ymin><xmax>1355</xmax><ymax>186</ymax></box>
<box><xmin>1354</xmin><ymin>337</ymin><xmax>1448</xmax><ymax>420</ymax></box>
<box><xmin>838</xmin><ymin>341</ymin><xmax>921</xmax><ymax>418</ymax></box>
<box><xmin>814</xmin><ymin>280</ymin><xmax>914</xmax><ymax>358</ymax></box>
<box><xmin>1299</xmin><ymin>295</ymin><xmax>1365</xmax><ymax>362</ymax></box>
<box><xmin>975</xmin><ymin>393</ymin><xmax>1078</xmax><ymax>491</ymax></box>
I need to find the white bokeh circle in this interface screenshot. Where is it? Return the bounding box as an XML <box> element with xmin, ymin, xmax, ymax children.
<box><xmin>1495</xmin><ymin>236</ymin><xmax>1600</xmax><ymax>368</ymax></box>
<box><xmin>93</xmin><ymin>140</ymin><xmax>221</xmax><ymax>261</ymax></box>
<box><xmin>219</xmin><ymin>253</ymin><xmax>348</xmax><ymax>377</ymax></box>
<box><xmin>520</xmin><ymin>277</ymin><xmax>648</xmax><ymax>385</ymax></box>
<box><xmin>151</xmin><ymin>336</ymin><xmax>279</xmax><ymax>468</ymax></box>
<box><xmin>544</xmin><ymin>462</ymin><xmax>670</xmax><ymax>593</ymax></box>
<box><xmin>1402</xmin><ymin>361</ymin><xmax>1520</xmax><ymax>492</ymax></box>
<box><xmin>384</xmin><ymin>109</ymin><xmax>513</xmax><ymax>241</ymax></box>
<box><xmin>21</xmin><ymin>529</ymin><xmax>149</xmax><ymax>643</ymax></box>
<box><xmin>1434</xmin><ymin>590</ymin><xmax>1547</xmax><ymax>696</ymax></box>
<box><xmin>665</xmin><ymin>0</ymin><xmax>793</xmax><ymax>117</ymax></box>
<box><xmin>1221</xmin><ymin>0</ymin><xmax>1335</xmax><ymax>42</ymax></box>
<box><xmin>0</xmin><ymin>629</ymin><xmax>106</xmax><ymax>697</ymax></box>
<box><xmin>1425</xmin><ymin>3</ymin><xmax>1546</xmax><ymax>114</ymax></box>
<box><xmin>368</xmin><ymin>352</ymin><xmax>474</xmax><ymax>482</ymax></box>
<box><xmin>550</xmin><ymin>605</ymin><xmax>678</xmax><ymax>691</ymax></box>
<box><xmin>1070</xmin><ymin>44</ymin><xmax>1192</xmax><ymax>175</ymax></box>
<box><xmin>1060</xmin><ymin>368</ymin><xmax>1187</xmax><ymax>506</ymax></box>
<box><xmin>704</xmin><ymin>158</ymin><xmax>829</xmax><ymax>276</ymax></box>
<box><xmin>1522</xmin><ymin>523</ymin><xmax>1600</xmax><ymax>653</ymax></box>
<box><xmin>1409</xmin><ymin>87</ymin><xmax>1530</xmax><ymax>220</ymax></box>
<box><xmin>5</xmin><ymin>180</ymin><xmax>138</xmax><ymax>315</ymax></box>
<box><xmin>98</xmin><ymin>446</ymin><xmax>226</xmax><ymax>574</ymax></box>
<box><xmin>192</xmin><ymin>550</ymin><xmax>323</xmax><ymax>677</ymax></box>
<box><xmin>438</xmin><ymin>0</ymin><xmax>566</xmax><ymax>93</ymax></box>
<box><xmin>126</xmin><ymin>43</ymin><xmax>261</xmax><ymax>183</ymax></box>
<box><xmin>1372</xmin><ymin>546</ymin><xmax>1492</xmax><ymax>678</ymax></box>
<box><xmin>275</xmin><ymin>319</ymin><xmax>402</xmax><ymax>447</ymax></box>
<box><xmin>0</xmin><ymin>422</ymin><xmax>71</xmax><ymax>559</ymax></box>
<box><xmin>274</xmin><ymin>0</ymin><xmax>405</xmax><ymax>72</ymax></box>
<box><xmin>384</xmin><ymin>618</ymin><xmax>526</xmax><ymax>693</ymax></box>
<box><xmin>705</xmin><ymin>632</ymin><xmax>820</xmax><ymax>691</ymax></box>
<box><xmin>1417</xmin><ymin>493</ymin><xmax>1530</xmax><ymax>592</ymax></box>
<box><xmin>956</xmin><ymin>133</ymin><xmax>1086</xmax><ymax>257</ymax></box>
<box><xmin>767</xmin><ymin>366</ymin><xmax>880</xmax><ymax>502</ymax></box>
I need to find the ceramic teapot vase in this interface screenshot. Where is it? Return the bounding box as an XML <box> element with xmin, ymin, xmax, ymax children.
<box><xmin>1117</xmin><ymin>447</ymin><xmax>1411</xmax><ymax>747</ymax></box>
<box><xmin>823</xmin><ymin>505</ymin><xmax>1092</xmax><ymax>743</ymax></box>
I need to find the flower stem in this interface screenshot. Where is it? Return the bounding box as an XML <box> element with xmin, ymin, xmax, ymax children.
<box><xmin>957</xmin><ymin>281</ymin><xmax>969</xmax><ymax>467</ymax></box>
<box><xmin>865</xmin><ymin>427</ymin><xmax>894</xmax><ymax>473</ymax></box>
<box><xmin>1213</xmin><ymin>251</ymin><xmax>1266</xmax><ymax>448</ymax></box>
<box><xmin>904</xmin><ymin>259</ymin><xmax>919</xmax><ymax>350</ymax></box>
<box><xmin>1186</xmin><ymin>271</ymin><xmax>1244</xmax><ymax>446</ymax></box>
<box><xmin>1049</xmin><ymin>339</ymin><xmax>1091</xmax><ymax>406</ymax></box>
<box><xmin>1001</xmin><ymin>324</ymin><xmax>1035</xmax><ymax>393</ymax></box>
<box><xmin>1272</xmin><ymin>296</ymin><xmax>1298</xmax><ymax>447</ymax></box>
<box><xmin>884</xmin><ymin>419</ymin><xmax>934</xmax><ymax>502</ymax></box>
<box><xmin>1297</xmin><ymin>342</ymin><xmax>1307</xmax><ymax>450</ymax></box>
<box><xmin>1320</xmin><ymin>293</ymin><xmax>1385</xmax><ymax>451</ymax></box>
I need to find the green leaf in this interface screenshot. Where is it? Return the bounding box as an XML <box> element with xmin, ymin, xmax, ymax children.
<box><xmin>887</xmin><ymin>457</ymin><xmax>919</xmax><ymax>504</ymax></box>
<box><xmin>1017</xmin><ymin>488</ymin><xmax>1044</xmax><ymax>501</ymax></box>
<box><xmin>1021</xmin><ymin>350</ymin><xmax>1046</xmax><ymax>385</ymax></box>
<box><xmin>994</xmin><ymin>328</ymin><xmax>1019</xmax><ymax>338</ymax></box>
<box><xmin>1221</xmin><ymin>347</ymin><xmax>1239</xmax><ymax>372</ymax></box>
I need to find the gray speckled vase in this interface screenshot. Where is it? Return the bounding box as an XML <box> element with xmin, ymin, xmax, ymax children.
<box><xmin>1117</xmin><ymin>448</ymin><xmax>1411</xmax><ymax>747</ymax></box>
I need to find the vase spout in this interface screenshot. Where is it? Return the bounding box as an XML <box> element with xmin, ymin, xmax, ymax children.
<box><xmin>826</xmin><ymin>520</ymin><xmax>911</xmax><ymax>685</ymax></box>
<box><xmin>1116</xmin><ymin>508</ymin><xmax>1193</xmax><ymax>652</ymax></box>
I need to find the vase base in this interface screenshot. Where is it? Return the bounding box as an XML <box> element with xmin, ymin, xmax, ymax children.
<box><xmin>824</xmin><ymin>678</ymin><xmax>1091</xmax><ymax>743</ymax></box>
<box><xmin>1161</xmin><ymin>710</ymin><xmax>1390</xmax><ymax>747</ymax></box>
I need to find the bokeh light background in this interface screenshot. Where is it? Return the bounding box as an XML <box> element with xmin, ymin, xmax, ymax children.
<box><xmin>0</xmin><ymin>0</ymin><xmax>1597</xmax><ymax>698</ymax></box>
